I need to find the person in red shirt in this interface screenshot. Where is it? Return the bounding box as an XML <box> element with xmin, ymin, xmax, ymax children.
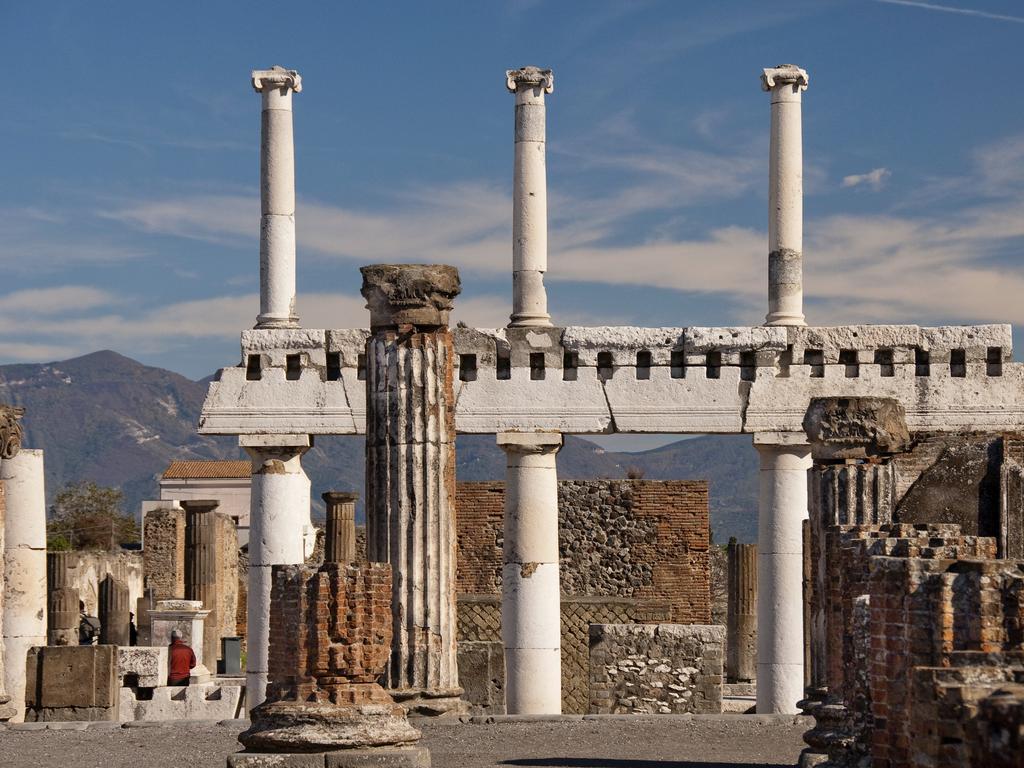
<box><xmin>167</xmin><ymin>629</ymin><xmax>196</xmax><ymax>686</ymax></box>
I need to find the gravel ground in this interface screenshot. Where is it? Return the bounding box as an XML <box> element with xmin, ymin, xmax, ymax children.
<box><xmin>0</xmin><ymin>717</ymin><xmax>806</xmax><ymax>768</ymax></box>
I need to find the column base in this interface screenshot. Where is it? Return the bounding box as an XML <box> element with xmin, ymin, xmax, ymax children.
<box><xmin>763</xmin><ymin>313</ymin><xmax>806</xmax><ymax>326</ymax></box>
<box><xmin>508</xmin><ymin>313</ymin><xmax>552</xmax><ymax>328</ymax></box>
<box><xmin>254</xmin><ymin>315</ymin><xmax>300</xmax><ymax>329</ymax></box>
<box><xmin>388</xmin><ymin>688</ymin><xmax>469</xmax><ymax>717</ymax></box>
<box><xmin>228</xmin><ymin>746</ymin><xmax>431</xmax><ymax>768</ymax></box>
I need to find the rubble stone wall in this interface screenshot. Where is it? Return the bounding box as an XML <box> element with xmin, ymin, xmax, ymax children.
<box><xmin>588</xmin><ymin>624</ymin><xmax>723</xmax><ymax>715</ymax></box>
<box><xmin>456</xmin><ymin>479</ymin><xmax>710</xmax><ymax>621</ymax></box>
<box><xmin>142</xmin><ymin>507</ymin><xmax>185</xmax><ymax>602</ymax></box>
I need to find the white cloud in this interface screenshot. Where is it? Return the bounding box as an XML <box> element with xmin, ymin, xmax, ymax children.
<box><xmin>841</xmin><ymin>168</ymin><xmax>891</xmax><ymax>190</ymax></box>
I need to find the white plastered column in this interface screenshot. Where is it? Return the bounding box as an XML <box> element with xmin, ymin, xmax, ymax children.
<box><xmin>506</xmin><ymin>66</ymin><xmax>554</xmax><ymax>328</ymax></box>
<box><xmin>498</xmin><ymin>431</ymin><xmax>562</xmax><ymax>714</ymax></box>
<box><xmin>252</xmin><ymin>65</ymin><xmax>302</xmax><ymax>329</ymax></box>
<box><xmin>754</xmin><ymin>434</ymin><xmax>811</xmax><ymax>714</ymax></box>
<box><xmin>241</xmin><ymin>434</ymin><xmax>312</xmax><ymax>711</ymax></box>
<box><xmin>1</xmin><ymin>449</ymin><xmax>47</xmax><ymax>722</ymax></box>
<box><xmin>761</xmin><ymin>64</ymin><xmax>809</xmax><ymax>327</ymax></box>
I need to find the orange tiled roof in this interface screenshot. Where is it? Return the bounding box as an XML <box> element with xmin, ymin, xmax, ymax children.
<box><xmin>162</xmin><ymin>460</ymin><xmax>251</xmax><ymax>480</ymax></box>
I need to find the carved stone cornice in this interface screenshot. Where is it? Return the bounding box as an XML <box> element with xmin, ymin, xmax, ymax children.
<box><xmin>761</xmin><ymin>64</ymin><xmax>809</xmax><ymax>92</ymax></box>
<box><xmin>0</xmin><ymin>404</ymin><xmax>25</xmax><ymax>459</ymax></box>
<box><xmin>252</xmin><ymin>65</ymin><xmax>303</xmax><ymax>94</ymax></box>
<box><xmin>506</xmin><ymin>66</ymin><xmax>554</xmax><ymax>94</ymax></box>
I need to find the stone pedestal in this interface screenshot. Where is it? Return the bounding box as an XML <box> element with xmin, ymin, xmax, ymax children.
<box><xmin>243</xmin><ymin>434</ymin><xmax>313</xmax><ymax>709</ymax></box>
<box><xmin>149</xmin><ymin>599</ymin><xmax>213</xmax><ymax>683</ymax></box>
<box><xmin>506</xmin><ymin>66</ymin><xmax>554</xmax><ymax>327</ymax></box>
<box><xmin>47</xmin><ymin>551</ymin><xmax>80</xmax><ymax>646</ymax></box>
<box><xmin>184</xmin><ymin>499</ymin><xmax>223</xmax><ymax>665</ymax></box>
<box><xmin>362</xmin><ymin>264</ymin><xmax>466</xmax><ymax>716</ymax></box>
<box><xmin>99</xmin><ymin>574</ymin><xmax>131</xmax><ymax>646</ymax></box>
<box><xmin>252</xmin><ymin>65</ymin><xmax>302</xmax><ymax>329</ymax></box>
<box><xmin>2</xmin><ymin>448</ymin><xmax>48</xmax><ymax>722</ymax></box>
<box><xmin>761</xmin><ymin>64</ymin><xmax>809</xmax><ymax>327</ymax></box>
<box><xmin>497</xmin><ymin>431</ymin><xmax>562</xmax><ymax>714</ymax></box>
<box><xmin>726</xmin><ymin>540</ymin><xmax>757</xmax><ymax>683</ymax></box>
<box><xmin>142</xmin><ymin>504</ymin><xmax>186</xmax><ymax>601</ymax></box>
<box><xmin>234</xmin><ymin>562</ymin><xmax>427</xmax><ymax>767</ymax></box>
<box><xmin>323</xmin><ymin>492</ymin><xmax>357</xmax><ymax>564</ymax></box>
<box><xmin>754</xmin><ymin>436</ymin><xmax>810</xmax><ymax>714</ymax></box>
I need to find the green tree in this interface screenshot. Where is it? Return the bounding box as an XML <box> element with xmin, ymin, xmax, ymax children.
<box><xmin>48</xmin><ymin>481</ymin><xmax>140</xmax><ymax>550</ymax></box>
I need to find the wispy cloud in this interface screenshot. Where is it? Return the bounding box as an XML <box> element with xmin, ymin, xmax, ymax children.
<box><xmin>875</xmin><ymin>0</ymin><xmax>1024</xmax><ymax>24</ymax></box>
<box><xmin>841</xmin><ymin>167</ymin><xmax>891</xmax><ymax>190</ymax></box>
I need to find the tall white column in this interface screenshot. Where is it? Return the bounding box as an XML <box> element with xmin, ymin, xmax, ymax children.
<box><xmin>252</xmin><ymin>65</ymin><xmax>302</xmax><ymax>329</ymax></box>
<box><xmin>1</xmin><ymin>449</ymin><xmax>47</xmax><ymax>723</ymax></box>
<box><xmin>497</xmin><ymin>432</ymin><xmax>563</xmax><ymax>714</ymax></box>
<box><xmin>506</xmin><ymin>66</ymin><xmax>554</xmax><ymax>328</ymax></box>
<box><xmin>241</xmin><ymin>435</ymin><xmax>312</xmax><ymax>710</ymax></box>
<box><xmin>761</xmin><ymin>64</ymin><xmax>809</xmax><ymax>327</ymax></box>
<box><xmin>754</xmin><ymin>436</ymin><xmax>811</xmax><ymax>714</ymax></box>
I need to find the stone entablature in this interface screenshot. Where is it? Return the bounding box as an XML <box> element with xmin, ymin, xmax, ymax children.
<box><xmin>199</xmin><ymin>323</ymin><xmax>1017</xmax><ymax>436</ymax></box>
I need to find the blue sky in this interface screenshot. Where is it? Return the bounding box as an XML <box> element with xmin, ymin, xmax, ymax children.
<box><xmin>3</xmin><ymin>0</ymin><xmax>1024</xmax><ymax>391</ymax></box>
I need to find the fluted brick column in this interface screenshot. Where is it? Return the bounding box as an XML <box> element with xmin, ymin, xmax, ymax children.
<box><xmin>322</xmin><ymin>491</ymin><xmax>357</xmax><ymax>564</ymax></box>
<box><xmin>362</xmin><ymin>263</ymin><xmax>466</xmax><ymax>716</ymax></box>
<box><xmin>46</xmin><ymin>551</ymin><xmax>80</xmax><ymax>646</ymax></box>
<box><xmin>99</xmin><ymin>574</ymin><xmax>131</xmax><ymax>646</ymax></box>
<box><xmin>183</xmin><ymin>499</ymin><xmax>221</xmax><ymax>666</ymax></box>
<box><xmin>726</xmin><ymin>540</ymin><xmax>758</xmax><ymax>683</ymax></box>
<box><xmin>761</xmin><ymin>64</ymin><xmax>809</xmax><ymax>327</ymax></box>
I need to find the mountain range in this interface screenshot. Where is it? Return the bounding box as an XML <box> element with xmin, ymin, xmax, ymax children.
<box><xmin>0</xmin><ymin>350</ymin><xmax>759</xmax><ymax>543</ymax></box>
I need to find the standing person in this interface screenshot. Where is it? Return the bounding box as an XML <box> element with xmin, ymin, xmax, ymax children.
<box><xmin>167</xmin><ymin>629</ymin><xmax>196</xmax><ymax>686</ymax></box>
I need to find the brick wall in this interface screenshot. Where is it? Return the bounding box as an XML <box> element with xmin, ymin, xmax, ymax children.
<box><xmin>455</xmin><ymin>479</ymin><xmax>710</xmax><ymax>714</ymax></box>
<box><xmin>142</xmin><ymin>506</ymin><xmax>185</xmax><ymax>601</ymax></box>
<box><xmin>456</xmin><ymin>479</ymin><xmax>710</xmax><ymax>622</ymax></box>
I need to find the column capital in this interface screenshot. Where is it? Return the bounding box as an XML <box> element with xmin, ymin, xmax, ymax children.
<box><xmin>180</xmin><ymin>499</ymin><xmax>220</xmax><ymax>514</ymax></box>
<box><xmin>497</xmin><ymin>431</ymin><xmax>562</xmax><ymax>455</ymax></box>
<box><xmin>322</xmin><ymin>491</ymin><xmax>359</xmax><ymax>505</ymax></box>
<box><xmin>761</xmin><ymin>64</ymin><xmax>808</xmax><ymax>93</ymax></box>
<box><xmin>360</xmin><ymin>264</ymin><xmax>461</xmax><ymax>329</ymax></box>
<box><xmin>0</xmin><ymin>403</ymin><xmax>25</xmax><ymax>458</ymax></box>
<box><xmin>506</xmin><ymin>66</ymin><xmax>553</xmax><ymax>94</ymax></box>
<box><xmin>252</xmin><ymin>65</ymin><xmax>302</xmax><ymax>94</ymax></box>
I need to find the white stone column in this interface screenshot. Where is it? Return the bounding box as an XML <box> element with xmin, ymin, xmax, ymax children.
<box><xmin>241</xmin><ymin>435</ymin><xmax>312</xmax><ymax>710</ymax></box>
<box><xmin>497</xmin><ymin>432</ymin><xmax>562</xmax><ymax>714</ymax></box>
<box><xmin>761</xmin><ymin>64</ymin><xmax>809</xmax><ymax>327</ymax></box>
<box><xmin>754</xmin><ymin>435</ymin><xmax>811</xmax><ymax>714</ymax></box>
<box><xmin>1</xmin><ymin>449</ymin><xmax>47</xmax><ymax>722</ymax></box>
<box><xmin>252</xmin><ymin>65</ymin><xmax>302</xmax><ymax>329</ymax></box>
<box><xmin>506</xmin><ymin>66</ymin><xmax>554</xmax><ymax>328</ymax></box>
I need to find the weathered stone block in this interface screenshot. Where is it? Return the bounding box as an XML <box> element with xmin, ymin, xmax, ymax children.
<box><xmin>456</xmin><ymin>641</ymin><xmax>504</xmax><ymax>714</ymax></box>
<box><xmin>24</xmin><ymin>645</ymin><xmax>119</xmax><ymax>721</ymax></box>
<box><xmin>120</xmin><ymin>681</ymin><xmax>243</xmax><ymax>722</ymax></box>
<box><xmin>228</xmin><ymin>754</ymin><xmax>325</xmax><ymax>768</ymax></box>
<box><xmin>324</xmin><ymin>746</ymin><xmax>431</xmax><ymax>768</ymax></box>
<box><xmin>118</xmin><ymin>646</ymin><xmax>168</xmax><ymax>688</ymax></box>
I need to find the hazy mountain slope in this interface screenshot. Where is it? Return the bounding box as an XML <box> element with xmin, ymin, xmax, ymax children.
<box><xmin>0</xmin><ymin>351</ymin><xmax>759</xmax><ymax>542</ymax></box>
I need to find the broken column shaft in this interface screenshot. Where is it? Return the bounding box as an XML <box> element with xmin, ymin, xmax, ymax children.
<box><xmin>506</xmin><ymin>66</ymin><xmax>554</xmax><ymax>327</ymax></box>
<box><xmin>761</xmin><ymin>64</ymin><xmax>809</xmax><ymax>327</ymax></box>
<box><xmin>726</xmin><ymin>540</ymin><xmax>757</xmax><ymax>683</ymax></box>
<box><xmin>98</xmin><ymin>574</ymin><xmax>131</xmax><ymax>646</ymax></box>
<box><xmin>754</xmin><ymin>437</ymin><xmax>811</xmax><ymax>714</ymax></box>
<box><xmin>498</xmin><ymin>432</ymin><xmax>563</xmax><ymax>714</ymax></box>
<box><xmin>362</xmin><ymin>264</ymin><xmax>465</xmax><ymax>716</ymax></box>
<box><xmin>183</xmin><ymin>499</ymin><xmax>222</xmax><ymax>666</ymax></box>
<box><xmin>2</xmin><ymin>448</ymin><xmax>47</xmax><ymax>721</ymax></box>
<box><xmin>46</xmin><ymin>552</ymin><xmax>80</xmax><ymax>646</ymax></box>
<box><xmin>241</xmin><ymin>434</ymin><xmax>313</xmax><ymax>710</ymax></box>
<box><xmin>322</xmin><ymin>492</ymin><xmax>358</xmax><ymax>564</ymax></box>
<box><xmin>252</xmin><ymin>65</ymin><xmax>302</xmax><ymax>329</ymax></box>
